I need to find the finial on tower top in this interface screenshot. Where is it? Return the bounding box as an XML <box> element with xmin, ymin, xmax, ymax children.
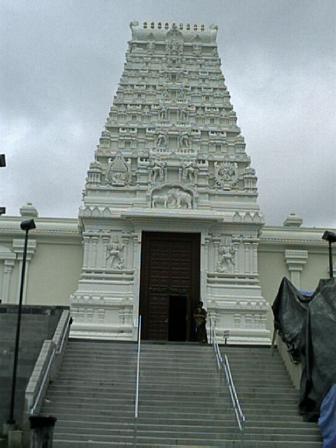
<box><xmin>130</xmin><ymin>20</ymin><xmax>218</xmax><ymax>43</ymax></box>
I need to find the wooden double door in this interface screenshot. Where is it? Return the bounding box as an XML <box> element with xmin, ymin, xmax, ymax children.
<box><xmin>139</xmin><ymin>232</ymin><xmax>200</xmax><ymax>341</ymax></box>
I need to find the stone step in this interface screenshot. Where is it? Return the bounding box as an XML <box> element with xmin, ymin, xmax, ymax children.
<box><xmin>54</xmin><ymin>416</ymin><xmax>319</xmax><ymax>428</ymax></box>
<box><xmin>44</xmin><ymin>392</ymin><xmax>297</xmax><ymax>407</ymax></box>
<box><xmin>52</xmin><ymin>430</ymin><xmax>322</xmax><ymax>444</ymax></box>
<box><xmin>45</xmin><ymin>385</ymin><xmax>297</xmax><ymax>400</ymax></box>
<box><xmin>43</xmin><ymin>404</ymin><xmax>301</xmax><ymax>417</ymax></box>
<box><xmin>45</xmin><ymin>409</ymin><xmax>308</xmax><ymax>423</ymax></box>
<box><xmin>53</xmin><ymin>419</ymin><xmax>320</xmax><ymax>435</ymax></box>
<box><xmin>53</xmin><ymin>441</ymin><xmax>322</xmax><ymax>448</ymax></box>
<box><xmin>46</xmin><ymin>382</ymin><xmax>298</xmax><ymax>394</ymax></box>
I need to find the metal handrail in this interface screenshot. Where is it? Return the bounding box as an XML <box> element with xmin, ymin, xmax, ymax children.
<box><xmin>134</xmin><ymin>315</ymin><xmax>142</xmax><ymax>418</ymax></box>
<box><xmin>223</xmin><ymin>354</ymin><xmax>246</xmax><ymax>431</ymax></box>
<box><xmin>210</xmin><ymin>318</ymin><xmax>246</xmax><ymax>433</ymax></box>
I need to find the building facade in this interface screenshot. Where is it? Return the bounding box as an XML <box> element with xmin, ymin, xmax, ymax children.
<box><xmin>0</xmin><ymin>22</ymin><xmax>333</xmax><ymax>344</ymax></box>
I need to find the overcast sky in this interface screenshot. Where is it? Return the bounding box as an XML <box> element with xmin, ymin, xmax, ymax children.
<box><xmin>1</xmin><ymin>0</ymin><xmax>335</xmax><ymax>227</ymax></box>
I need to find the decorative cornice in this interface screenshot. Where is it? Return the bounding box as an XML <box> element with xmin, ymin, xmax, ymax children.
<box><xmin>0</xmin><ymin>217</ymin><xmax>80</xmax><ymax>239</ymax></box>
<box><xmin>130</xmin><ymin>21</ymin><xmax>218</xmax><ymax>43</ymax></box>
<box><xmin>260</xmin><ymin>226</ymin><xmax>336</xmax><ymax>247</ymax></box>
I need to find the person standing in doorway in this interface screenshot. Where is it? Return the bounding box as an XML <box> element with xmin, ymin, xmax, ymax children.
<box><xmin>193</xmin><ymin>301</ymin><xmax>208</xmax><ymax>343</ymax></box>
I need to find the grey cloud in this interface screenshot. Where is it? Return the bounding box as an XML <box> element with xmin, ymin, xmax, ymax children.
<box><xmin>1</xmin><ymin>0</ymin><xmax>335</xmax><ymax>227</ymax></box>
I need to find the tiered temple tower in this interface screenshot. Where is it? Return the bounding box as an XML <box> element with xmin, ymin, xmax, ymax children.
<box><xmin>70</xmin><ymin>21</ymin><xmax>270</xmax><ymax>344</ymax></box>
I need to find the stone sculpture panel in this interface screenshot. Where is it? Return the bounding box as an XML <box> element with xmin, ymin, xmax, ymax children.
<box><xmin>106</xmin><ymin>235</ymin><xmax>125</xmax><ymax>270</ymax></box>
<box><xmin>151</xmin><ymin>186</ymin><xmax>193</xmax><ymax>209</ymax></box>
<box><xmin>106</xmin><ymin>152</ymin><xmax>130</xmax><ymax>186</ymax></box>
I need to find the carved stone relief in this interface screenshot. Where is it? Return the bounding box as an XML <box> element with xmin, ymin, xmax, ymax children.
<box><xmin>166</xmin><ymin>25</ymin><xmax>184</xmax><ymax>55</ymax></box>
<box><xmin>214</xmin><ymin>161</ymin><xmax>239</xmax><ymax>190</ymax></box>
<box><xmin>179</xmin><ymin>133</ymin><xmax>190</xmax><ymax>149</ymax></box>
<box><xmin>106</xmin><ymin>152</ymin><xmax>130</xmax><ymax>186</ymax></box>
<box><xmin>151</xmin><ymin>186</ymin><xmax>193</xmax><ymax>209</ymax></box>
<box><xmin>216</xmin><ymin>243</ymin><xmax>236</xmax><ymax>273</ymax></box>
<box><xmin>159</xmin><ymin>108</ymin><xmax>167</xmax><ymax>121</ymax></box>
<box><xmin>106</xmin><ymin>235</ymin><xmax>125</xmax><ymax>270</ymax></box>
<box><xmin>181</xmin><ymin>160</ymin><xmax>198</xmax><ymax>183</ymax></box>
<box><xmin>149</xmin><ymin>158</ymin><xmax>167</xmax><ymax>183</ymax></box>
<box><xmin>178</xmin><ymin>108</ymin><xmax>188</xmax><ymax>123</ymax></box>
<box><xmin>193</xmin><ymin>43</ymin><xmax>202</xmax><ymax>56</ymax></box>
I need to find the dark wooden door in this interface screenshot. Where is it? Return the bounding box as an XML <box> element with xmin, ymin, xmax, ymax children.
<box><xmin>139</xmin><ymin>232</ymin><xmax>200</xmax><ymax>341</ymax></box>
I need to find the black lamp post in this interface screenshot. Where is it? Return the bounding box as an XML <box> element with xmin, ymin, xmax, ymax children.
<box><xmin>7</xmin><ymin>218</ymin><xmax>36</xmax><ymax>426</ymax></box>
<box><xmin>322</xmin><ymin>230</ymin><xmax>336</xmax><ymax>279</ymax></box>
<box><xmin>0</xmin><ymin>154</ymin><xmax>5</xmax><ymax>215</ymax></box>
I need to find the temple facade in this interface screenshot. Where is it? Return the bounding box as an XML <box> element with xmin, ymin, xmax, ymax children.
<box><xmin>70</xmin><ymin>21</ymin><xmax>269</xmax><ymax>343</ymax></box>
<box><xmin>0</xmin><ymin>22</ymin><xmax>332</xmax><ymax>345</ymax></box>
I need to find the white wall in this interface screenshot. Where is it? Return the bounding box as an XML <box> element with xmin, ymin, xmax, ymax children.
<box><xmin>0</xmin><ymin>213</ymin><xmax>333</xmax><ymax>337</ymax></box>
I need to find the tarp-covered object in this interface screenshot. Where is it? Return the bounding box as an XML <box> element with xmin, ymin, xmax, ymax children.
<box><xmin>273</xmin><ymin>277</ymin><xmax>336</xmax><ymax>421</ymax></box>
<box><xmin>319</xmin><ymin>384</ymin><xmax>336</xmax><ymax>448</ymax></box>
<box><xmin>272</xmin><ymin>277</ymin><xmax>310</xmax><ymax>363</ymax></box>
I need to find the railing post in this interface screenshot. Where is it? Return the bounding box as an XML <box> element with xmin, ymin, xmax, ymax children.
<box><xmin>135</xmin><ymin>315</ymin><xmax>141</xmax><ymax>419</ymax></box>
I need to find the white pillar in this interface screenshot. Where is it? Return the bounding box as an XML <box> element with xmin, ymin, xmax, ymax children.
<box><xmin>1</xmin><ymin>259</ymin><xmax>15</xmax><ymax>303</ymax></box>
<box><xmin>285</xmin><ymin>250</ymin><xmax>308</xmax><ymax>289</ymax></box>
<box><xmin>12</xmin><ymin>239</ymin><xmax>37</xmax><ymax>305</ymax></box>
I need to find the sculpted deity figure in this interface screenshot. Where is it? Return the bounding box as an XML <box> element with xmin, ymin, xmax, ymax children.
<box><xmin>106</xmin><ymin>236</ymin><xmax>125</xmax><ymax>270</ymax></box>
<box><xmin>179</xmin><ymin>133</ymin><xmax>190</xmax><ymax>149</ymax></box>
<box><xmin>179</xmin><ymin>109</ymin><xmax>187</xmax><ymax>122</ymax></box>
<box><xmin>157</xmin><ymin>133</ymin><xmax>167</xmax><ymax>148</ymax></box>
<box><xmin>178</xmin><ymin>86</ymin><xmax>185</xmax><ymax>100</ymax></box>
<box><xmin>193</xmin><ymin>43</ymin><xmax>202</xmax><ymax>56</ymax></box>
<box><xmin>182</xmin><ymin>161</ymin><xmax>197</xmax><ymax>183</ymax></box>
<box><xmin>101</xmin><ymin>130</ymin><xmax>112</xmax><ymax>139</ymax></box>
<box><xmin>167</xmin><ymin>35</ymin><xmax>183</xmax><ymax>55</ymax></box>
<box><xmin>159</xmin><ymin>108</ymin><xmax>167</xmax><ymax>121</ymax></box>
<box><xmin>217</xmin><ymin>244</ymin><xmax>235</xmax><ymax>273</ymax></box>
<box><xmin>214</xmin><ymin>161</ymin><xmax>238</xmax><ymax>189</ymax></box>
<box><xmin>150</xmin><ymin>159</ymin><xmax>166</xmax><ymax>183</ymax></box>
<box><xmin>147</xmin><ymin>41</ymin><xmax>155</xmax><ymax>52</ymax></box>
<box><xmin>106</xmin><ymin>152</ymin><xmax>130</xmax><ymax>186</ymax></box>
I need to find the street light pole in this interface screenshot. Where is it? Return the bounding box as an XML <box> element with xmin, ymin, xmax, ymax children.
<box><xmin>328</xmin><ymin>240</ymin><xmax>333</xmax><ymax>279</ymax></box>
<box><xmin>7</xmin><ymin>218</ymin><xmax>36</xmax><ymax>426</ymax></box>
<box><xmin>322</xmin><ymin>230</ymin><xmax>336</xmax><ymax>279</ymax></box>
<box><xmin>0</xmin><ymin>154</ymin><xmax>6</xmax><ymax>216</ymax></box>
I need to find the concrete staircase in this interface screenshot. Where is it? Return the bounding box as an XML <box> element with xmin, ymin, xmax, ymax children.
<box><xmin>221</xmin><ymin>346</ymin><xmax>322</xmax><ymax>447</ymax></box>
<box><xmin>41</xmin><ymin>340</ymin><xmax>322</xmax><ymax>447</ymax></box>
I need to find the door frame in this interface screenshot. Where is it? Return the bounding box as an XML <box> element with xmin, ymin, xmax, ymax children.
<box><xmin>139</xmin><ymin>231</ymin><xmax>200</xmax><ymax>341</ymax></box>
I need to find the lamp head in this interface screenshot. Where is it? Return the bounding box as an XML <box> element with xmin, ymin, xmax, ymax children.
<box><xmin>20</xmin><ymin>219</ymin><xmax>36</xmax><ymax>231</ymax></box>
<box><xmin>322</xmin><ymin>230</ymin><xmax>336</xmax><ymax>243</ymax></box>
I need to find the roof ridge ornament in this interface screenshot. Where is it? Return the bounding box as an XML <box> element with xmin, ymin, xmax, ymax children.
<box><xmin>129</xmin><ymin>20</ymin><xmax>218</xmax><ymax>43</ymax></box>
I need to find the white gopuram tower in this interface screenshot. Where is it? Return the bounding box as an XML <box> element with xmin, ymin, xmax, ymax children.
<box><xmin>70</xmin><ymin>21</ymin><xmax>270</xmax><ymax>344</ymax></box>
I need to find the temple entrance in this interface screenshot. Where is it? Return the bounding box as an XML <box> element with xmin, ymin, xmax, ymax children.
<box><xmin>139</xmin><ymin>232</ymin><xmax>200</xmax><ymax>341</ymax></box>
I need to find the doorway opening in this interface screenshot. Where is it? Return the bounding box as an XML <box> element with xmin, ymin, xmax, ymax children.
<box><xmin>168</xmin><ymin>295</ymin><xmax>187</xmax><ymax>341</ymax></box>
<box><xmin>139</xmin><ymin>232</ymin><xmax>200</xmax><ymax>341</ymax></box>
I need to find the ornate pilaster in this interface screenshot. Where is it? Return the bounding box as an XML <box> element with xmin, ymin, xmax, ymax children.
<box><xmin>12</xmin><ymin>239</ymin><xmax>37</xmax><ymax>304</ymax></box>
<box><xmin>285</xmin><ymin>249</ymin><xmax>308</xmax><ymax>288</ymax></box>
<box><xmin>0</xmin><ymin>245</ymin><xmax>16</xmax><ymax>303</ymax></box>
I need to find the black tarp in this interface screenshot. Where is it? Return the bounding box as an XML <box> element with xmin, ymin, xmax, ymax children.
<box><xmin>272</xmin><ymin>277</ymin><xmax>336</xmax><ymax>421</ymax></box>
